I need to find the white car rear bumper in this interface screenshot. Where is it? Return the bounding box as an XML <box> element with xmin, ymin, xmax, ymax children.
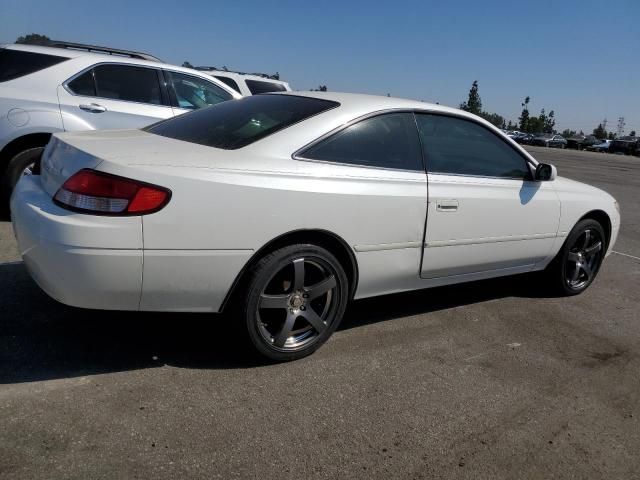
<box><xmin>10</xmin><ymin>175</ymin><xmax>143</xmax><ymax>310</ymax></box>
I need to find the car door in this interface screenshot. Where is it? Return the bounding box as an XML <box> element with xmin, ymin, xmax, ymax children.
<box><xmin>298</xmin><ymin>112</ymin><xmax>428</xmax><ymax>297</ymax></box>
<box><xmin>163</xmin><ymin>70</ymin><xmax>235</xmax><ymax>117</ymax></box>
<box><xmin>415</xmin><ymin>113</ymin><xmax>560</xmax><ymax>279</ymax></box>
<box><xmin>57</xmin><ymin>63</ymin><xmax>174</xmax><ymax>131</ymax></box>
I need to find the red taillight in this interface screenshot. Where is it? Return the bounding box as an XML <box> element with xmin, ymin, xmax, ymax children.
<box><xmin>53</xmin><ymin>169</ymin><xmax>171</xmax><ymax>215</ymax></box>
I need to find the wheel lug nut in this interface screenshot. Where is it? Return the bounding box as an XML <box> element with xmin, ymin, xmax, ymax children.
<box><xmin>302</xmin><ymin>294</ymin><xmax>309</xmax><ymax>298</ymax></box>
<box><xmin>300</xmin><ymin>306</ymin><xmax>305</xmax><ymax>310</ymax></box>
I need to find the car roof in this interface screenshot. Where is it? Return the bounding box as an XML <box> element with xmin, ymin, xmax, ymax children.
<box><xmin>1</xmin><ymin>43</ymin><xmax>242</xmax><ymax>97</ymax></box>
<box><xmin>2</xmin><ymin>43</ymin><xmax>207</xmax><ymax>75</ymax></box>
<box><xmin>273</xmin><ymin>90</ymin><xmax>472</xmax><ymax>118</ymax></box>
<box><xmin>202</xmin><ymin>69</ymin><xmax>289</xmax><ymax>85</ymax></box>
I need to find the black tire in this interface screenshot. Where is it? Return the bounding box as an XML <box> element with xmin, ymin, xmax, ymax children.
<box><xmin>241</xmin><ymin>244</ymin><xmax>349</xmax><ymax>362</ymax></box>
<box><xmin>545</xmin><ymin>219</ymin><xmax>606</xmax><ymax>296</ymax></box>
<box><xmin>1</xmin><ymin>147</ymin><xmax>44</xmax><ymax>207</ymax></box>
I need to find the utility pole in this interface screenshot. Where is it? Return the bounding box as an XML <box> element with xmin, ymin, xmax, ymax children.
<box><xmin>617</xmin><ymin>117</ymin><xmax>626</xmax><ymax>137</ymax></box>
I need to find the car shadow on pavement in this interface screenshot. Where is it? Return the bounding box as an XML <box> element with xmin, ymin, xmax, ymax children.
<box><xmin>0</xmin><ymin>261</ymin><xmax>555</xmax><ymax>384</ymax></box>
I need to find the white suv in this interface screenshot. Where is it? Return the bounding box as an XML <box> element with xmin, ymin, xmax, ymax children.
<box><xmin>0</xmin><ymin>41</ymin><xmax>241</xmax><ymax>205</ymax></box>
<box><xmin>195</xmin><ymin>67</ymin><xmax>291</xmax><ymax>96</ymax></box>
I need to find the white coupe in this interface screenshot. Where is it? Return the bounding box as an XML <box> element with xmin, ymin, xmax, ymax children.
<box><xmin>11</xmin><ymin>92</ymin><xmax>620</xmax><ymax>360</ymax></box>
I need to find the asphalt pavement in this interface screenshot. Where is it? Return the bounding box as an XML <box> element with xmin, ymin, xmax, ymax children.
<box><xmin>1</xmin><ymin>146</ymin><xmax>639</xmax><ymax>479</ymax></box>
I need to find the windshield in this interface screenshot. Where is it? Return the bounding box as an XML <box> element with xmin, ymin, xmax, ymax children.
<box><xmin>145</xmin><ymin>95</ymin><xmax>338</xmax><ymax>150</ymax></box>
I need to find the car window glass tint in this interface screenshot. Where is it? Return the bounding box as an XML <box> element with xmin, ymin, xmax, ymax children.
<box><xmin>146</xmin><ymin>94</ymin><xmax>338</xmax><ymax>150</ymax></box>
<box><xmin>246</xmin><ymin>79</ymin><xmax>287</xmax><ymax>94</ymax></box>
<box><xmin>0</xmin><ymin>49</ymin><xmax>68</xmax><ymax>82</ymax></box>
<box><xmin>167</xmin><ymin>71</ymin><xmax>233</xmax><ymax>109</ymax></box>
<box><xmin>214</xmin><ymin>75</ymin><xmax>241</xmax><ymax>94</ymax></box>
<box><xmin>303</xmin><ymin>113</ymin><xmax>423</xmax><ymax>171</ymax></box>
<box><xmin>67</xmin><ymin>69</ymin><xmax>96</xmax><ymax>96</ymax></box>
<box><xmin>416</xmin><ymin>114</ymin><xmax>530</xmax><ymax>178</ymax></box>
<box><xmin>93</xmin><ymin>64</ymin><xmax>162</xmax><ymax>105</ymax></box>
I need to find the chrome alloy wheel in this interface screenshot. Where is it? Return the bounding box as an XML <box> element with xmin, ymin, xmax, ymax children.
<box><xmin>256</xmin><ymin>257</ymin><xmax>339</xmax><ymax>351</ymax></box>
<box><xmin>565</xmin><ymin>228</ymin><xmax>604</xmax><ymax>290</ymax></box>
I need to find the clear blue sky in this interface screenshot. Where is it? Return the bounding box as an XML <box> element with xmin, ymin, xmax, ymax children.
<box><xmin>1</xmin><ymin>0</ymin><xmax>638</xmax><ymax>133</ymax></box>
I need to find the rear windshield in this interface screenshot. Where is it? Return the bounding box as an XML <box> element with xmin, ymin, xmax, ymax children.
<box><xmin>145</xmin><ymin>95</ymin><xmax>339</xmax><ymax>150</ymax></box>
<box><xmin>246</xmin><ymin>79</ymin><xmax>287</xmax><ymax>94</ymax></box>
<box><xmin>0</xmin><ymin>48</ymin><xmax>68</xmax><ymax>82</ymax></box>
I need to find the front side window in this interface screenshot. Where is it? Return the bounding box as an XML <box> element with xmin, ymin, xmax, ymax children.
<box><xmin>146</xmin><ymin>94</ymin><xmax>338</xmax><ymax>150</ymax></box>
<box><xmin>415</xmin><ymin>114</ymin><xmax>531</xmax><ymax>179</ymax></box>
<box><xmin>0</xmin><ymin>49</ymin><xmax>68</xmax><ymax>82</ymax></box>
<box><xmin>93</xmin><ymin>64</ymin><xmax>162</xmax><ymax>105</ymax></box>
<box><xmin>246</xmin><ymin>79</ymin><xmax>287</xmax><ymax>94</ymax></box>
<box><xmin>302</xmin><ymin>113</ymin><xmax>423</xmax><ymax>171</ymax></box>
<box><xmin>166</xmin><ymin>71</ymin><xmax>233</xmax><ymax>109</ymax></box>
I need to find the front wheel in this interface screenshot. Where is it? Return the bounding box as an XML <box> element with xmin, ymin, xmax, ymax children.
<box><xmin>241</xmin><ymin>244</ymin><xmax>349</xmax><ymax>361</ymax></box>
<box><xmin>546</xmin><ymin>219</ymin><xmax>606</xmax><ymax>296</ymax></box>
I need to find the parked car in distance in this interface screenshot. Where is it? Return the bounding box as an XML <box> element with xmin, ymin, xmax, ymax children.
<box><xmin>586</xmin><ymin>139</ymin><xmax>611</xmax><ymax>153</ymax></box>
<box><xmin>609</xmin><ymin>136</ymin><xmax>639</xmax><ymax>155</ymax></box>
<box><xmin>532</xmin><ymin>134</ymin><xmax>567</xmax><ymax>148</ymax></box>
<box><xmin>11</xmin><ymin>92</ymin><xmax>620</xmax><ymax>361</ymax></box>
<box><xmin>514</xmin><ymin>133</ymin><xmax>535</xmax><ymax>145</ymax></box>
<box><xmin>566</xmin><ymin>135</ymin><xmax>600</xmax><ymax>150</ymax></box>
<box><xmin>0</xmin><ymin>41</ymin><xmax>241</xmax><ymax>206</ymax></box>
<box><xmin>195</xmin><ymin>67</ymin><xmax>291</xmax><ymax>96</ymax></box>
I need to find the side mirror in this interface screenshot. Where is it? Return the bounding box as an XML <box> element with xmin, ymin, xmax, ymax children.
<box><xmin>535</xmin><ymin>163</ymin><xmax>557</xmax><ymax>181</ymax></box>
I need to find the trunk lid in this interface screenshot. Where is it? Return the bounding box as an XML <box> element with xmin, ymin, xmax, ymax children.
<box><xmin>40</xmin><ymin>129</ymin><xmax>245</xmax><ymax>197</ymax></box>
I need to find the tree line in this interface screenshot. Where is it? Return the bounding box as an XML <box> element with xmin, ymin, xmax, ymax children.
<box><xmin>459</xmin><ymin>81</ymin><xmax>556</xmax><ymax>134</ymax></box>
<box><xmin>458</xmin><ymin>80</ymin><xmax>628</xmax><ymax>139</ymax></box>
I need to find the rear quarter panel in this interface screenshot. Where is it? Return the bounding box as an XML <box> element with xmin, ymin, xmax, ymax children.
<box><xmin>96</xmin><ymin>158</ymin><xmax>427</xmax><ymax>311</ymax></box>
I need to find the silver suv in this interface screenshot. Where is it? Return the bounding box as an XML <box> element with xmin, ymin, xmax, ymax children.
<box><xmin>0</xmin><ymin>41</ymin><xmax>241</xmax><ymax>206</ymax></box>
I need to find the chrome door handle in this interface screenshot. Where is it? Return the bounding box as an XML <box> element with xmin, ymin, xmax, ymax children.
<box><xmin>436</xmin><ymin>199</ymin><xmax>459</xmax><ymax>212</ymax></box>
<box><xmin>79</xmin><ymin>103</ymin><xmax>107</xmax><ymax>113</ymax></box>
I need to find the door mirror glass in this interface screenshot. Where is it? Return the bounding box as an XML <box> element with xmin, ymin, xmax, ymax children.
<box><xmin>535</xmin><ymin>163</ymin><xmax>557</xmax><ymax>181</ymax></box>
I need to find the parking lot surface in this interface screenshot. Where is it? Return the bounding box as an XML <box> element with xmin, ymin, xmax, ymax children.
<box><xmin>1</xmin><ymin>146</ymin><xmax>639</xmax><ymax>479</ymax></box>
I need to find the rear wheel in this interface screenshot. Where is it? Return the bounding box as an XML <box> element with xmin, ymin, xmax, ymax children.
<box><xmin>546</xmin><ymin>219</ymin><xmax>606</xmax><ymax>296</ymax></box>
<box><xmin>241</xmin><ymin>244</ymin><xmax>349</xmax><ymax>361</ymax></box>
<box><xmin>1</xmin><ymin>147</ymin><xmax>44</xmax><ymax>207</ymax></box>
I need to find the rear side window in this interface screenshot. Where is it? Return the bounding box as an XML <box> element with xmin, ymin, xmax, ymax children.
<box><xmin>0</xmin><ymin>49</ymin><xmax>68</xmax><ymax>82</ymax></box>
<box><xmin>302</xmin><ymin>113</ymin><xmax>423</xmax><ymax>171</ymax></box>
<box><xmin>166</xmin><ymin>71</ymin><xmax>233</xmax><ymax>109</ymax></box>
<box><xmin>214</xmin><ymin>75</ymin><xmax>241</xmax><ymax>94</ymax></box>
<box><xmin>415</xmin><ymin>114</ymin><xmax>531</xmax><ymax>179</ymax></box>
<box><xmin>146</xmin><ymin>95</ymin><xmax>338</xmax><ymax>150</ymax></box>
<box><xmin>246</xmin><ymin>79</ymin><xmax>287</xmax><ymax>94</ymax></box>
<box><xmin>93</xmin><ymin>64</ymin><xmax>162</xmax><ymax>105</ymax></box>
